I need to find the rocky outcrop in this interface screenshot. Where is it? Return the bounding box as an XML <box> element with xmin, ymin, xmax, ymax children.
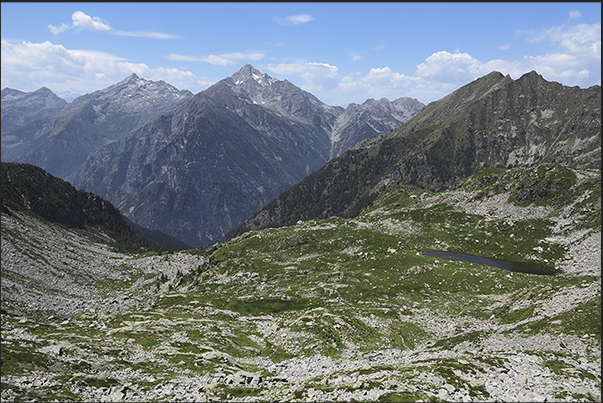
<box><xmin>330</xmin><ymin>96</ymin><xmax>425</xmax><ymax>158</ymax></box>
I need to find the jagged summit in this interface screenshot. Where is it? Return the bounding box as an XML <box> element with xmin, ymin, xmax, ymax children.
<box><xmin>229</xmin><ymin>64</ymin><xmax>278</xmax><ymax>87</ymax></box>
<box><xmin>121</xmin><ymin>72</ymin><xmax>141</xmax><ymax>83</ymax></box>
<box><xmin>33</xmin><ymin>86</ymin><xmax>55</xmax><ymax>95</ymax></box>
<box><xmin>520</xmin><ymin>70</ymin><xmax>543</xmax><ymax>79</ymax></box>
<box><xmin>234</xmin><ymin>63</ymin><xmax>261</xmax><ymax>76</ymax></box>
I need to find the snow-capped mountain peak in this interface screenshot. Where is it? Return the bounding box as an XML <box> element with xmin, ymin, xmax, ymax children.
<box><xmin>230</xmin><ymin>64</ymin><xmax>278</xmax><ymax>87</ymax></box>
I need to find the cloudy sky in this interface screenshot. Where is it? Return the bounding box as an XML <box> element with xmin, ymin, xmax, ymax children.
<box><xmin>1</xmin><ymin>2</ymin><xmax>600</xmax><ymax>106</ymax></box>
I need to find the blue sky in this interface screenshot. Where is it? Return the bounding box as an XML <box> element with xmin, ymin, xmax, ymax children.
<box><xmin>1</xmin><ymin>2</ymin><xmax>601</xmax><ymax>106</ymax></box>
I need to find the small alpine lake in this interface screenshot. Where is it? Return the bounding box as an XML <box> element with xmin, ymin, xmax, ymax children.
<box><xmin>423</xmin><ymin>251</ymin><xmax>559</xmax><ymax>275</ymax></box>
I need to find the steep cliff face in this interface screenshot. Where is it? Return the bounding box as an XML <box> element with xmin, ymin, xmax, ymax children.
<box><xmin>229</xmin><ymin>71</ymin><xmax>601</xmax><ymax>236</ymax></box>
<box><xmin>1</xmin><ymin>75</ymin><xmax>192</xmax><ymax>180</ymax></box>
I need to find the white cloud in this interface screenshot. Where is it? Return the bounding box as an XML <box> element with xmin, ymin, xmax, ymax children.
<box><xmin>267</xmin><ymin>61</ymin><xmax>338</xmax><ymax>79</ymax></box>
<box><xmin>49</xmin><ymin>11</ymin><xmax>111</xmax><ymax>35</ymax></box>
<box><xmin>499</xmin><ymin>20</ymin><xmax>600</xmax><ymax>86</ymax></box>
<box><xmin>264</xmin><ymin>61</ymin><xmax>339</xmax><ymax>95</ymax></box>
<box><xmin>113</xmin><ymin>31</ymin><xmax>180</xmax><ymax>40</ymax></box>
<box><xmin>332</xmin><ymin>17</ymin><xmax>602</xmax><ymax>105</ymax></box>
<box><xmin>522</xmin><ymin>21</ymin><xmax>601</xmax><ymax>56</ymax></box>
<box><xmin>0</xmin><ymin>40</ymin><xmax>208</xmax><ymax>99</ymax></box>
<box><xmin>48</xmin><ymin>11</ymin><xmax>177</xmax><ymax>40</ymax></box>
<box><xmin>166</xmin><ymin>52</ymin><xmax>266</xmax><ymax>66</ymax></box>
<box><xmin>393</xmin><ymin>19</ymin><xmax>601</xmax><ymax>100</ymax></box>
<box><xmin>416</xmin><ymin>51</ymin><xmax>485</xmax><ymax>82</ymax></box>
<box><xmin>350</xmin><ymin>53</ymin><xmax>362</xmax><ymax>62</ymax></box>
<box><xmin>71</xmin><ymin>10</ymin><xmax>112</xmax><ymax>32</ymax></box>
<box><xmin>569</xmin><ymin>11</ymin><xmax>581</xmax><ymax>21</ymax></box>
<box><xmin>273</xmin><ymin>14</ymin><xmax>313</xmax><ymax>26</ymax></box>
<box><xmin>263</xmin><ymin>16</ymin><xmax>601</xmax><ymax>106</ymax></box>
<box><xmin>222</xmin><ymin>52</ymin><xmax>266</xmax><ymax>62</ymax></box>
<box><xmin>335</xmin><ymin>68</ymin><xmax>426</xmax><ymax>104</ymax></box>
<box><xmin>541</xmin><ymin>22</ymin><xmax>601</xmax><ymax>56</ymax></box>
<box><xmin>48</xmin><ymin>23</ymin><xmax>69</xmax><ymax>36</ymax></box>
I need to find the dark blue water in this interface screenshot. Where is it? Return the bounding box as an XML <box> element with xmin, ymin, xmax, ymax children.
<box><xmin>423</xmin><ymin>251</ymin><xmax>559</xmax><ymax>275</ymax></box>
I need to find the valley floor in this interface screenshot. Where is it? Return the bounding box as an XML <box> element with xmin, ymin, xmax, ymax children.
<box><xmin>1</xmin><ymin>169</ymin><xmax>601</xmax><ymax>402</ymax></box>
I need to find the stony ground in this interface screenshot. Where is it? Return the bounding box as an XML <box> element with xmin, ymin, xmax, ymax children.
<box><xmin>1</xmin><ymin>174</ymin><xmax>600</xmax><ymax>402</ymax></box>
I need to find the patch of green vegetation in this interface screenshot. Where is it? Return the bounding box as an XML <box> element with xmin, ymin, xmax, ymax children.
<box><xmin>67</xmin><ymin>375</ymin><xmax>120</xmax><ymax>389</ymax></box>
<box><xmin>0</xmin><ymin>342</ymin><xmax>52</xmax><ymax>376</ymax></box>
<box><xmin>552</xmin><ymin>386</ymin><xmax>601</xmax><ymax>402</ymax></box>
<box><xmin>260</xmin><ymin>341</ymin><xmax>295</xmax><ymax>363</ymax></box>
<box><xmin>391</xmin><ymin>321</ymin><xmax>429</xmax><ymax>349</ymax></box>
<box><xmin>94</xmin><ymin>264</ymin><xmax>150</xmax><ymax>297</ymax></box>
<box><xmin>225</xmin><ymin>298</ymin><xmax>308</xmax><ymax>315</ymax></box>
<box><xmin>0</xmin><ymin>382</ymin><xmax>23</xmax><ymax>397</ymax></box>
<box><xmin>544</xmin><ymin>358</ymin><xmax>573</xmax><ymax>375</ymax></box>
<box><xmin>511</xmin><ymin>296</ymin><xmax>601</xmax><ymax>340</ymax></box>
<box><xmin>110</xmin><ymin>330</ymin><xmax>162</xmax><ymax>349</ymax></box>
<box><xmin>378</xmin><ymin>391</ymin><xmax>440</xmax><ymax>402</ymax></box>
<box><xmin>216</xmin><ymin>386</ymin><xmax>262</xmax><ymax>401</ymax></box>
<box><xmin>417</xmin><ymin>358</ymin><xmax>491</xmax><ymax>400</ymax></box>
<box><xmin>498</xmin><ymin>306</ymin><xmax>537</xmax><ymax>324</ymax></box>
<box><xmin>432</xmin><ymin>330</ymin><xmax>490</xmax><ymax>350</ymax></box>
<box><xmin>508</xmin><ymin>164</ymin><xmax>578</xmax><ymax>207</ymax></box>
<box><xmin>542</xmin><ymin>357</ymin><xmax>598</xmax><ymax>382</ymax></box>
<box><xmin>23</xmin><ymin>384</ymin><xmax>83</xmax><ymax>402</ymax></box>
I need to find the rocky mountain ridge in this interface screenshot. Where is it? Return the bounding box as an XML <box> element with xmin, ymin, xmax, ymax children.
<box><xmin>229</xmin><ymin>70</ymin><xmax>601</xmax><ymax>238</ymax></box>
<box><xmin>330</xmin><ymin>96</ymin><xmax>425</xmax><ymax>158</ymax></box>
<box><xmin>0</xmin><ymin>162</ymin><xmax>166</xmax><ymax>253</ymax></box>
<box><xmin>2</xmin><ymin>66</ymin><xmax>424</xmax><ymax>248</ymax></box>
<box><xmin>226</xmin><ymin>64</ymin><xmax>344</xmax><ymax>135</ymax></box>
<box><xmin>1</xmin><ymin>87</ymin><xmax>67</xmax><ymax>135</ymax></box>
<box><xmin>1</xmin><ymin>75</ymin><xmax>193</xmax><ymax>180</ymax></box>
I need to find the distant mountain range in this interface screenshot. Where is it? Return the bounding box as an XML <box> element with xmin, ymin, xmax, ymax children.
<box><xmin>1</xmin><ymin>87</ymin><xmax>68</xmax><ymax>135</ymax></box>
<box><xmin>227</xmin><ymin>70</ymin><xmax>601</xmax><ymax>239</ymax></box>
<box><xmin>1</xmin><ymin>65</ymin><xmax>423</xmax><ymax>248</ymax></box>
<box><xmin>7</xmin><ymin>67</ymin><xmax>597</xmax><ymax>251</ymax></box>
<box><xmin>1</xmin><ymin>75</ymin><xmax>193</xmax><ymax>180</ymax></box>
<box><xmin>1</xmin><ymin>68</ymin><xmax>600</xmax><ymax>403</ymax></box>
